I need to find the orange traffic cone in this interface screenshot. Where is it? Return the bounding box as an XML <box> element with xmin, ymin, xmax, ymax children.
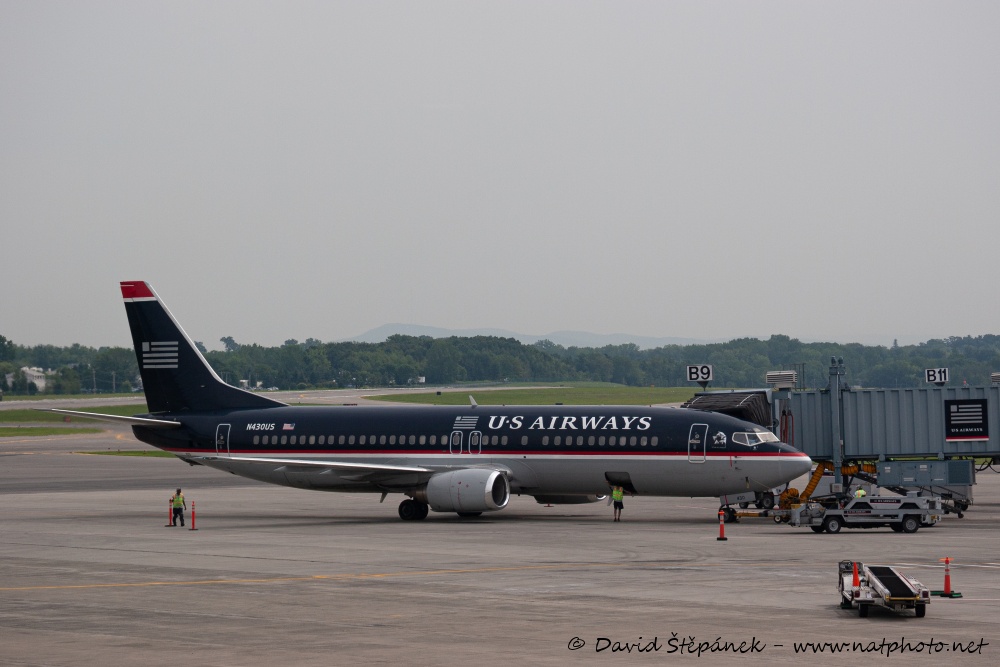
<box><xmin>933</xmin><ymin>557</ymin><xmax>963</xmax><ymax>598</ymax></box>
<box><xmin>717</xmin><ymin>510</ymin><xmax>728</xmax><ymax>541</ymax></box>
<box><xmin>852</xmin><ymin>561</ymin><xmax>860</xmax><ymax>587</ymax></box>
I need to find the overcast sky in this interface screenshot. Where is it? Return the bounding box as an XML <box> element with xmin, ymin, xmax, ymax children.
<box><xmin>3</xmin><ymin>2</ymin><xmax>998</xmax><ymax>351</ymax></box>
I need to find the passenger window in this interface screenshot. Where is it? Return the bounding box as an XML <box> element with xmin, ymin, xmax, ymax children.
<box><xmin>420</xmin><ymin>435</ymin><xmax>426</xmax><ymax>445</ymax></box>
<box><xmin>348</xmin><ymin>435</ymin><xmax>356</xmax><ymax>445</ymax></box>
<box><xmin>380</xmin><ymin>435</ymin><xmax>387</xmax><ymax>445</ymax></box>
<box><xmin>640</xmin><ymin>437</ymin><xmax>647</xmax><ymax>446</ymax></box>
<box><xmin>253</xmin><ymin>435</ymin><xmax>260</xmax><ymax>445</ymax></box>
<box><xmin>542</xmin><ymin>436</ymin><xmax>550</xmax><ymax>446</ymax></box>
<box><xmin>651</xmin><ymin>436</ymin><xmax>658</xmax><ymax>447</ymax></box>
<box><xmin>309</xmin><ymin>435</ymin><xmax>316</xmax><ymax>445</ymax></box>
<box><xmin>359</xmin><ymin>435</ymin><xmax>366</xmax><ymax>445</ymax></box>
<box><xmin>554</xmin><ymin>436</ymin><xmax>561</xmax><ymax>446</ymax></box>
<box><xmin>521</xmin><ymin>436</ymin><xmax>528</xmax><ymax>446</ymax></box>
<box><xmin>280</xmin><ymin>435</ymin><xmax>287</xmax><ymax>445</ymax></box>
<box><xmin>318</xmin><ymin>435</ymin><xmax>325</xmax><ymax>445</ymax></box>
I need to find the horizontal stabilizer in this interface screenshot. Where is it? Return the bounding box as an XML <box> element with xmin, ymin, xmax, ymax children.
<box><xmin>40</xmin><ymin>409</ymin><xmax>184</xmax><ymax>429</ymax></box>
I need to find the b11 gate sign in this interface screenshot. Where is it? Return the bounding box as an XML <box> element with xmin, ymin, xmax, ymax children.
<box><xmin>945</xmin><ymin>399</ymin><xmax>989</xmax><ymax>442</ymax></box>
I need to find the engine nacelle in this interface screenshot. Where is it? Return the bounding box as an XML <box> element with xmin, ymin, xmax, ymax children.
<box><xmin>533</xmin><ymin>494</ymin><xmax>607</xmax><ymax>505</ymax></box>
<box><xmin>415</xmin><ymin>469</ymin><xmax>510</xmax><ymax>513</ymax></box>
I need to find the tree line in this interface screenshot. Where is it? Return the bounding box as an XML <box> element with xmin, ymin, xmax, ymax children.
<box><xmin>3</xmin><ymin>332</ymin><xmax>1000</xmax><ymax>396</ymax></box>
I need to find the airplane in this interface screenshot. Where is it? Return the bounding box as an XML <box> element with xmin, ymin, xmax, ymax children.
<box><xmin>51</xmin><ymin>281</ymin><xmax>813</xmax><ymax>521</ymax></box>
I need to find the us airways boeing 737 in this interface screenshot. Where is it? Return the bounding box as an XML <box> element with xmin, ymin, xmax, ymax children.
<box><xmin>52</xmin><ymin>281</ymin><xmax>813</xmax><ymax>521</ymax></box>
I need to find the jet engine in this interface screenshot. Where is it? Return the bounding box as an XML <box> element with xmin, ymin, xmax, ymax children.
<box><xmin>532</xmin><ymin>494</ymin><xmax>607</xmax><ymax>505</ymax></box>
<box><xmin>414</xmin><ymin>469</ymin><xmax>510</xmax><ymax>513</ymax></box>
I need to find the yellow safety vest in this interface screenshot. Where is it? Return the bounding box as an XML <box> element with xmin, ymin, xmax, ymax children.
<box><xmin>172</xmin><ymin>494</ymin><xmax>185</xmax><ymax>508</ymax></box>
<box><xmin>612</xmin><ymin>488</ymin><xmax>624</xmax><ymax>502</ymax></box>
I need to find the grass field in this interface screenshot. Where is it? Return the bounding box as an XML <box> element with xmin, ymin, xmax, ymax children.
<box><xmin>0</xmin><ymin>427</ymin><xmax>103</xmax><ymax>437</ymax></box>
<box><xmin>368</xmin><ymin>385</ymin><xmax>699</xmax><ymax>406</ymax></box>
<box><xmin>0</xmin><ymin>392</ymin><xmax>141</xmax><ymax>402</ymax></box>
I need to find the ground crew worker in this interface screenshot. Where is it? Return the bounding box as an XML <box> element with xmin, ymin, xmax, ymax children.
<box><xmin>854</xmin><ymin>487</ymin><xmax>867</xmax><ymax>499</ymax></box>
<box><xmin>170</xmin><ymin>488</ymin><xmax>187</xmax><ymax>527</ymax></box>
<box><xmin>611</xmin><ymin>485</ymin><xmax>625</xmax><ymax>522</ymax></box>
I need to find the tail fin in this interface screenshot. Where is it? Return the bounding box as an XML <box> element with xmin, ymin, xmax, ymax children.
<box><xmin>121</xmin><ymin>281</ymin><xmax>284</xmax><ymax>414</ymax></box>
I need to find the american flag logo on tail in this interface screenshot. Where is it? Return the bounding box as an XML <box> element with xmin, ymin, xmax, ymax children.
<box><xmin>142</xmin><ymin>341</ymin><xmax>179</xmax><ymax>369</ymax></box>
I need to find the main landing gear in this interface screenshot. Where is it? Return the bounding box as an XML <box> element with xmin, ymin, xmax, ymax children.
<box><xmin>398</xmin><ymin>498</ymin><xmax>429</xmax><ymax>521</ymax></box>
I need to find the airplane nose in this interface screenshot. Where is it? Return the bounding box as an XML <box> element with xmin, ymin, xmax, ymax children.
<box><xmin>784</xmin><ymin>451</ymin><xmax>814</xmax><ymax>481</ymax></box>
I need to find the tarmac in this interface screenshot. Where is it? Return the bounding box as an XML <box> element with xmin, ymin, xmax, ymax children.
<box><xmin>3</xmin><ymin>416</ymin><xmax>1000</xmax><ymax>666</ymax></box>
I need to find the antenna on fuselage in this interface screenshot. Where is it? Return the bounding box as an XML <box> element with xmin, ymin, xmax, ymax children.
<box><xmin>469</xmin><ymin>395</ymin><xmax>478</xmax><ymax>407</ymax></box>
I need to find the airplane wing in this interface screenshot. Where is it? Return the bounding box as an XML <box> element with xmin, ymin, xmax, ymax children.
<box><xmin>40</xmin><ymin>409</ymin><xmax>183</xmax><ymax>428</ymax></box>
<box><xmin>191</xmin><ymin>455</ymin><xmax>513</xmax><ymax>486</ymax></box>
<box><xmin>195</xmin><ymin>455</ymin><xmax>433</xmax><ymax>474</ymax></box>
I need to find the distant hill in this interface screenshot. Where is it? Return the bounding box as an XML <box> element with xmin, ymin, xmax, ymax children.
<box><xmin>348</xmin><ymin>324</ymin><xmax>718</xmax><ymax>350</ymax></box>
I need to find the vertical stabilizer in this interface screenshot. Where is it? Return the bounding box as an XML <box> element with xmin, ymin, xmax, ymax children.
<box><xmin>121</xmin><ymin>281</ymin><xmax>284</xmax><ymax>413</ymax></box>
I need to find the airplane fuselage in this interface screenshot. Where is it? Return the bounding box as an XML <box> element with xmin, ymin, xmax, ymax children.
<box><xmin>134</xmin><ymin>404</ymin><xmax>808</xmax><ymax>498</ymax></box>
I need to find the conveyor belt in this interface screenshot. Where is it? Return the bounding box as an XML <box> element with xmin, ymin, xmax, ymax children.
<box><xmin>867</xmin><ymin>566</ymin><xmax>915</xmax><ymax>598</ymax></box>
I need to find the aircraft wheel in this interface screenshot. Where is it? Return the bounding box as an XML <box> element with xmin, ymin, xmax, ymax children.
<box><xmin>738</xmin><ymin>502</ymin><xmax>749</xmax><ymax>509</ymax></box>
<box><xmin>822</xmin><ymin>516</ymin><xmax>842</xmax><ymax>534</ymax></box>
<box><xmin>759</xmin><ymin>495</ymin><xmax>775</xmax><ymax>510</ymax></box>
<box><xmin>901</xmin><ymin>515</ymin><xmax>920</xmax><ymax>534</ymax></box>
<box><xmin>915</xmin><ymin>604</ymin><xmax>926</xmax><ymax>618</ymax></box>
<box><xmin>399</xmin><ymin>499</ymin><xmax>423</xmax><ymax>521</ymax></box>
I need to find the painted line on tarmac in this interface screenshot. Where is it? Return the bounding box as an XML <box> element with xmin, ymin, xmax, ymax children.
<box><xmin>0</xmin><ymin>561</ymin><xmax>731</xmax><ymax>592</ymax></box>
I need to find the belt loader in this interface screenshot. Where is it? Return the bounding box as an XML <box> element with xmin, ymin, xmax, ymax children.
<box><xmin>838</xmin><ymin>560</ymin><xmax>930</xmax><ymax>617</ymax></box>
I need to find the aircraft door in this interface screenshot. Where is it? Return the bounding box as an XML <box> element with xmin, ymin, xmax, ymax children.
<box><xmin>449</xmin><ymin>431</ymin><xmax>462</xmax><ymax>454</ymax></box>
<box><xmin>605</xmin><ymin>472</ymin><xmax>638</xmax><ymax>495</ymax></box>
<box><xmin>215</xmin><ymin>424</ymin><xmax>231</xmax><ymax>456</ymax></box>
<box><xmin>687</xmin><ymin>424</ymin><xmax>708</xmax><ymax>463</ymax></box>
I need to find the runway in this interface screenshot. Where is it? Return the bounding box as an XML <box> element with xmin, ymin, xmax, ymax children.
<box><xmin>3</xmin><ymin>423</ymin><xmax>1000</xmax><ymax>665</ymax></box>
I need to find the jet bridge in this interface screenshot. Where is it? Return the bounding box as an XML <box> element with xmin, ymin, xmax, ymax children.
<box><xmin>694</xmin><ymin>382</ymin><xmax>996</xmax><ymax>515</ymax></box>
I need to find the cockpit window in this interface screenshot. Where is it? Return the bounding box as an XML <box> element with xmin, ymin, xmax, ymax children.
<box><xmin>732</xmin><ymin>430</ymin><xmax>779</xmax><ymax>446</ymax></box>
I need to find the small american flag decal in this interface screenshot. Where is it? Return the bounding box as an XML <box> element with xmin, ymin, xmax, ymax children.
<box><xmin>142</xmin><ymin>341</ymin><xmax>178</xmax><ymax>369</ymax></box>
<box><xmin>453</xmin><ymin>416</ymin><xmax>479</xmax><ymax>430</ymax></box>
